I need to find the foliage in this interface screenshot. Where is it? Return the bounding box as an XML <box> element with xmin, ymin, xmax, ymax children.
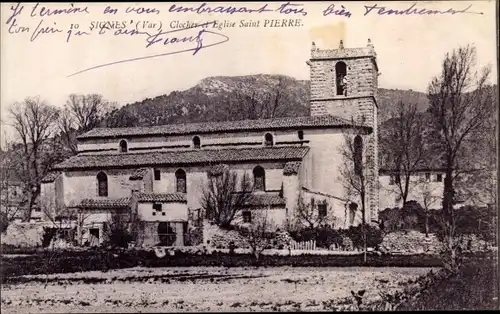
<box><xmin>200</xmin><ymin>165</ymin><xmax>253</xmax><ymax>229</ymax></box>
<box><xmin>397</xmin><ymin>258</ymin><xmax>498</xmax><ymax>310</ymax></box>
<box><xmin>379</xmin><ymin>101</ymin><xmax>427</xmax><ymax>205</ymax></box>
<box><xmin>289</xmin><ymin>224</ymin><xmax>383</xmax><ymax>251</ymax></box>
<box><xmin>102</xmin><ymin>212</ymin><xmax>134</xmax><ymax>248</ymax></box>
<box><xmin>345</xmin><ymin>225</ymin><xmax>383</xmax><ymax>250</ymax></box>
<box><xmin>0</xmin><ymin>211</ymin><xmax>9</xmax><ymax>234</ymax></box>
<box><xmin>41</xmin><ymin>227</ymin><xmax>58</xmax><ymax>248</ymax></box>
<box><xmin>235</xmin><ymin>209</ymin><xmax>277</xmax><ymax>261</ymax></box>
<box><xmin>292</xmin><ymin>196</ymin><xmax>333</xmax><ymax>230</ymax></box>
<box><xmin>2</xmin><ymin>249</ymin><xmax>453</xmax><ymax>281</ymax></box>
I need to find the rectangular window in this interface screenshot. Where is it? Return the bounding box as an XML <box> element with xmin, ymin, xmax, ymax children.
<box><xmin>425</xmin><ymin>173</ymin><xmax>431</xmax><ymax>182</ymax></box>
<box><xmin>242</xmin><ymin>211</ymin><xmax>252</xmax><ymax>223</ymax></box>
<box><xmin>154</xmin><ymin>169</ymin><xmax>161</xmax><ymax>181</ymax></box>
<box><xmin>436</xmin><ymin>174</ymin><xmax>443</xmax><ymax>182</ymax></box>
<box><xmin>318</xmin><ymin>203</ymin><xmax>327</xmax><ymax>218</ymax></box>
<box><xmin>153</xmin><ymin>203</ymin><xmax>162</xmax><ymax>211</ymax></box>
<box><xmin>389</xmin><ymin>175</ymin><xmax>395</xmax><ymax>185</ymax></box>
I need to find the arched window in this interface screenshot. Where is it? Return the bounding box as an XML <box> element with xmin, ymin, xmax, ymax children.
<box><xmin>253</xmin><ymin>166</ymin><xmax>265</xmax><ymax>191</ymax></box>
<box><xmin>119</xmin><ymin>140</ymin><xmax>128</xmax><ymax>153</ymax></box>
<box><xmin>193</xmin><ymin>136</ymin><xmax>201</xmax><ymax>149</ymax></box>
<box><xmin>335</xmin><ymin>61</ymin><xmax>347</xmax><ymax>95</ymax></box>
<box><xmin>175</xmin><ymin>169</ymin><xmax>187</xmax><ymax>193</ymax></box>
<box><xmin>298</xmin><ymin>130</ymin><xmax>304</xmax><ymax>140</ymax></box>
<box><xmin>353</xmin><ymin>135</ymin><xmax>363</xmax><ymax>175</ymax></box>
<box><xmin>264</xmin><ymin>133</ymin><xmax>273</xmax><ymax>147</ymax></box>
<box><xmin>97</xmin><ymin>172</ymin><xmax>108</xmax><ymax>197</ymax></box>
<box><xmin>349</xmin><ymin>203</ymin><xmax>358</xmax><ymax>225</ymax></box>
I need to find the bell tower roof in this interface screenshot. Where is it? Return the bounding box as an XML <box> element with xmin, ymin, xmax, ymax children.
<box><xmin>310</xmin><ymin>39</ymin><xmax>378</xmax><ymax>71</ymax></box>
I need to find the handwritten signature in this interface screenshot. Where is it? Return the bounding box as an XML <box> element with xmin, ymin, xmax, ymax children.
<box><xmin>68</xmin><ymin>21</ymin><xmax>229</xmax><ymax>77</ymax></box>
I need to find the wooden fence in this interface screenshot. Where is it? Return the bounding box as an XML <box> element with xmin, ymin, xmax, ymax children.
<box><xmin>289</xmin><ymin>239</ymin><xmax>316</xmax><ymax>250</ymax></box>
<box><xmin>288</xmin><ymin>239</ymin><xmax>360</xmax><ymax>252</ymax></box>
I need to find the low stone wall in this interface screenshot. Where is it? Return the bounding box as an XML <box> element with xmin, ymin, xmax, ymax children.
<box><xmin>0</xmin><ymin>222</ymin><xmax>50</xmax><ymax>247</ymax></box>
<box><xmin>202</xmin><ymin>221</ymin><xmax>292</xmax><ymax>249</ymax></box>
<box><xmin>379</xmin><ymin>231</ymin><xmax>495</xmax><ymax>254</ymax></box>
<box><xmin>203</xmin><ymin>221</ymin><xmax>250</xmax><ymax>249</ymax></box>
<box><xmin>379</xmin><ymin>231</ymin><xmax>442</xmax><ymax>255</ymax></box>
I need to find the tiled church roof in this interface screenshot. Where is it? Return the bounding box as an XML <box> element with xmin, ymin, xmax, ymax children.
<box><xmin>76</xmin><ymin>193</ymin><xmax>187</xmax><ymax>209</ymax></box>
<box><xmin>242</xmin><ymin>194</ymin><xmax>286</xmax><ymax>207</ymax></box>
<box><xmin>41</xmin><ymin>171</ymin><xmax>61</xmax><ymax>183</ymax></box>
<box><xmin>53</xmin><ymin>146</ymin><xmax>310</xmax><ymax>170</ymax></box>
<box><xmin>136</xmin><ymin>193</ymin><xmax>187</xmax><ymax>203</ymax></box>
<box><xmin>77</xmin><ymin>115</ymin><xmax>368</xmax><ymax>139</ymax></box>
<box><xmin>77</xmin><ymin>198</ymin><xmax>131</xmax><ymax>209</ymax></box>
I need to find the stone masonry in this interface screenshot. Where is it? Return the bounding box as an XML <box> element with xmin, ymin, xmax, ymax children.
<box><xmin>308</xmin><ymin>39</ymin><xmax>379</xmax><ymax>222</ymax></box>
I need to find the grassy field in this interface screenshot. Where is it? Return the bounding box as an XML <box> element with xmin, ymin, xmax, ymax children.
<box><xmin>1</xmin><ymin>266</ymin><xmax>435</xmax><ymax>313</ymax></box>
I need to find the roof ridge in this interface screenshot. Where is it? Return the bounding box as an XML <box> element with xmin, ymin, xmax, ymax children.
<box><xmin>77</xmin><ymin>115</ymin><xmax>360</xmax><ymax>139</ymax></box>
<box><xmin>77</xmin><ymin>145</ymin><xmax>308</xmax><ymax>157</ymax></box>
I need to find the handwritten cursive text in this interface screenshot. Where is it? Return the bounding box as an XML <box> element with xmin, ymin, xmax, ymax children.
<box><xmin>364</xmin><ymin>3</ymin><xmax>483</xmax><ymax>16</ymax></box>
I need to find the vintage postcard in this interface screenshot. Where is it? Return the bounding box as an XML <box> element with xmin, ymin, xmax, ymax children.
<box><xmin>0</xmin><ymin>1</ymin><xmax>498</xmax><ymax>312</ymax></box>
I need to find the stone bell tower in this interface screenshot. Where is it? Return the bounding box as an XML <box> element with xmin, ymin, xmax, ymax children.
<box><xmin>307</xmin><ymin>39</ymin><xmax>379</xmax><ymax>222</ymax></box>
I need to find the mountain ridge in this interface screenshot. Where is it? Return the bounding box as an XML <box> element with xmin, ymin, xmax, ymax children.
<box><xmin>103</xmin><ymin>74</ymin><xmax>430</xmax><ymax>128</ymax></box>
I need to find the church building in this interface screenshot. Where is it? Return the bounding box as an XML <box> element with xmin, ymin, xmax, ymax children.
<box><xmin>40</xmin><ymin>40</ymin><xmax>380</xmax><ymax>247</ymax></box>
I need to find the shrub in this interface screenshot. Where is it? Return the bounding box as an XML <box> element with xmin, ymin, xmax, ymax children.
<box><xmin>0</xmin><ymin>211</ymin><xmax>9</xmax><ymax>234</ymax></box>
<box><xmin>41</xmin><ymin>227</ymin><xmax>58</xmax><ymax>248</ymax></box>
<box><xmin>346</xmin><ymin>225</ymin><xmax>383</xmax><ymax>249</ymax></box>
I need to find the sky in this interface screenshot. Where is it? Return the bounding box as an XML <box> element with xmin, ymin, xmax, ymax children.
<box><xmin>0</xmin><ymin>1</ymin><xmax>497</xmax><ymax>140</ymax></box>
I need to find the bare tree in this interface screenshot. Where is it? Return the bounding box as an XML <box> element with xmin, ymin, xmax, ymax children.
<box><xmin>57</xmin><ymin>108</ymin><xmax>78</xmax><ymax>155</ymax></box>
<box><xmin>338</xmin><ymin>128</ymin><xmax>372</xmax><ymax>262</ymax></box>
<box><xmin>428</xmin><ymin>45</ymin><xmax>493</xmax><ymax>218</ymax></box>
<box><xmin>0</xmin><ymin>138</ymin><xmax>24</xmax><ymax>226</ymax></box>
<box><xmin>65</xmin><ymin>94</ymin><xmax>113</xmax><ymax>132</ymax></box>
<box><xmin>200</xmin><ymin>165</ymin><xmax>253</xmax><ymax>229</ymax></box>
<box><xmin>58</xmin><ymin>94</ymin><xmax>116</xmax><ymax>154</ymax></box>
<box><xmin>293</xmin><ymin>196</ymin><xmax>332</xmax><ymax>230</ymax></box>
<box><xmin>419</xmin><ymin>179</ymin><xmax>441</xmax><ymax>237</ymax></box>
<box><xmin>427</xmin><ymin>45</ymin><xmax>494</xmax><ymax>272</ymax></box>
<box><xmin>380</xmin><ymin>101</ymin><xmax>426</xmax><ymax>205</ymax></box>
<box><xmin>8</xmin><ymin>97</ymin><xmax>60</xmax><ymax>221</ymax></box>
<box><xmin>237</xmin><ymin>208</ymin><xmax>277</xmax><ymax>262</ymax></box>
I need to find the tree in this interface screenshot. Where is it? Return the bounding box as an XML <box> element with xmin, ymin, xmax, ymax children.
<box><xmin>236</xmin><ymin>208</ymin><xmax>277</xmax><ymax>262</ymax></box>
<box><xmin>419</xmin><ymin>179</ymin><xmax>441</xmax><ymax>237</ymax></box>
<box><xmin>380</xmin><ymin>101</ymin><xmax>426</xmax><ymax>205</ymax></box>
<box><xmin>428</xmin><ymin>45</ymin><xmax>493</xmax><ymax>218</ymax></box>
<box><xmin>8</xmin><ymin>97</ymin><xmax>60</xmax><ymax>221</ymax></box>
<box><xmin>58</xmin><ymin>94</ymin><xmax>116</xmax><ymax>155</ymax></box>
<box><xmin>103</xmin><ymin>211</ymin><xmax>134</xmax><ymax>248</ymax></box>
<box><xmin>428</xmin><ymin>45</ymin><xmax>494</xmax><ymax>270</ymax></box>
<box><xmin>56</xmin><ymin>108</ymin><xmax>79</xmax><ymax>155</ymax></box>
<box><xmin>293</xmin><ymin>196</ymin><xmax>334</xmax><ymax>230</ymax></box>
<box><xmin>65</xmin><ymin>94</ymin><xmax>113</xmax><ymax>133</ymax></box>
<box><xmin>0</xmin><ymin>141</ymin><xmax>24</xmax><ymax>225</ymax></box>
<box><xmin>338</xmin><ymin>127</ymin><xmax>372</xmax><ymax>262</ymax></box>
<box><xmin>427</xmin><ymin>45</ymin><xmax>494</xmax><ymax>272</ymax></box>
<box><xmin>200</xmin><ymin>164</ymin><xmax>253</xmax><ymax>229</ymax></box>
